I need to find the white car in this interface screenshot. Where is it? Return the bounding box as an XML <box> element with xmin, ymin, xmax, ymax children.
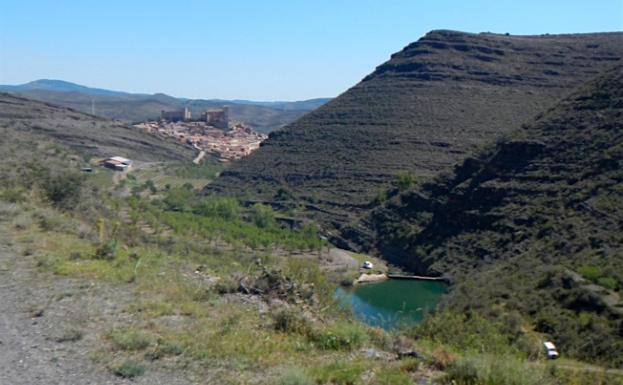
<box><xmin>362</xmin><ymin>261</ymin><xmax>374</xmax><ymax>269</ymax></box>
<box><xmin>544</xmin><ymin>341</ymin><xmax>559</xmax><ymax>359</ymax></box>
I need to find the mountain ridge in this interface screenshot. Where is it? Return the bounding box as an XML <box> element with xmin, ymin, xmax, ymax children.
<box><xmin>367</xmin><ymin>64</ymin><xmax>623</xmax><ymax>366</ymax></box>
<box><xmin>205</xmin><ymin>30</ymin><xmax>623</xmax><ymax>240</ymax></box>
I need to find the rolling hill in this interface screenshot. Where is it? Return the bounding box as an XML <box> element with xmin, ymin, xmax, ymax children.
<box><xmin>205</xmin><ymin>30</ymin><xmax>623</xmax><ymax>240</ymax></box>
<box><xmin>368</xmin><ymin>64</ymin><xmax>623</xmax><ymax>366</ymax></box>
<box><xmin>0</xmin><ymin>92</ymin><xmax>194</xmax><ymax>162</ymax></box>
<box><xmin>0</xmin><ymin>80</ymin><xmax>331</xmax><ymax>133</ymax></box>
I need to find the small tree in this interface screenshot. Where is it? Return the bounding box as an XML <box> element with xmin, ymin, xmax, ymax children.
<box><xmin>251</xmin><ymin>203</ymin><xmax>276</xmax><ymax>229</ymax></box>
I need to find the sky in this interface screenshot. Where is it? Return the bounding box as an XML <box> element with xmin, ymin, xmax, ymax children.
<box><xmin>0</xmin><ymin>0</ymin><xmax>621</xmax><ymax>100</ymax></box>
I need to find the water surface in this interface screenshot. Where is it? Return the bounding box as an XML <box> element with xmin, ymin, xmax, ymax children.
<box><xmin>335</xmin><ymin>279</ymin><xmax>446</xmax><ymax>330</ymax></box>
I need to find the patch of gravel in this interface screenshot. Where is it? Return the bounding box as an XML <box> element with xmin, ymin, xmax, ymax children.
<box><xmin>0</xmin><ymin>239</ymin><xmax>194</xmax><ymax>385</ymax></box>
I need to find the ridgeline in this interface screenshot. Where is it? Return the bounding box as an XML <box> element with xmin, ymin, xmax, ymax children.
<box><xmin>206</xmin><ymin>30</ymin><xmax>623</xmax><ymax>247</ymax></box>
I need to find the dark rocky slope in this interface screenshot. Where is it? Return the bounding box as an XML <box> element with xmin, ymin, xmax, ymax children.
<box><xmin>0</xmin><ymin>92</ymin><xmax>194</xmax><ymax>161</ymax></box>
<box><xmin>371</xmin><ymin>65</ymin><xmax>623</xmax><ymax>366</ymax></box>
<box><xmin>206</xmin><ymin>30</ymin><xmax>623</xmax><ymax>236</ymax></box>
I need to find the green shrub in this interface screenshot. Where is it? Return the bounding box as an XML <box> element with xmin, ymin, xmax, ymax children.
<box><xmin>396</xmin><ymin>170</ymin><xmax>416</xmax><ymax>190</ymax></box>
<box><xmin>94</xmin><ymin>240</ymin><xmax>117</xmax><ymax>260</ymax></box>
<box><xmin>597</xmin><ymin>276</ymin><xmax>618</xmax><ymax>291</ymax></box>
<box><xmin>443</xmin><ymin>355</ymin><xmax>552</xmax><ymax>385</ymax></box>
<box><xmin>193</xmin><ymin>197</ymin><xmax>241</xmax><ymax>220</ymax></box>
<box><xmin>310</xmin><ymin>321</ymin><xmax>369</xmax><ymax>351</ymax></box>
<box><xmin>444</xmin><ymin>359</ymin><xmax>479</xmax><ymax>385</ymax></box>
<box><xmin>0</xmin><ymin>188</ymin><xmax>26</xmax><ymax>203</ymax></box>
<box><xmin>146</xmin><ymin>339</ymin><xmax>184</xmax><ymax>360</ymax></box>
<box><xmin>372</xmin><ymin>368</ymin><xmax>412</xmax><ymax>385</ymax></box>
<box><xmin>251</xmin><ymin>203</ymin><xmax>276</xmax><ymax>229</ymax></box>
<box><xmin>272</xmin><ymin>309</ymin><xmax>312</xmax><ymax>335</ymax></box>
<box><xmin>578</xmin><ymin>265</ymin><xmax>601</xmax><ymax>282</ymax></box>
<box><xmin>162</xmin><ymin>186</ymin><xmax>195</xmax><ymax>212</ymax></box>
<box><xmin>109</xmin><ymin>328</ymin><xmax>152</xmax><ymax>351</ymax></box>
<box><xmin>373</xmin><ymin>190</ymin><xmax>388</xmax><ymax>205</ymax></box>
<box><xmin>113</xmin><ymin>360</ymin><xmax>145</xmax><ymax>378</ymax></box>
<box><xmin>413</xmin><ymin>311</ymin><xmax>514</xmax><ymax>355</ymax></box>
<box><xmin>144</xmin><ymin>179</ymin><xmax>157</xmax><ymax>193</ymax></box>
<box><xmin>312</xmin><ymin>361</ymin><xmax>365</xmax><ymax>385</ymax></box>
<box><xmin>276</xmin><ymin>186</ymin><xmax>296</xmax><ymax>202</ymax></box>
<box><xmin>40</xmin><ymin>171</ymin><xmax>84</xmax><ymax>209</ymax></box>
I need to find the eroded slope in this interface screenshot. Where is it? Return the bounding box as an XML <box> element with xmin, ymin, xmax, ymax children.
<box><xmin>371</xmin><ymin>65</ymin><xmax>623</xmax><ymax>365</ymax></box>
<box><xmin>207</xmin><ymin>30</ymin><xmax>623</xmax><ymax>233</ymax></box>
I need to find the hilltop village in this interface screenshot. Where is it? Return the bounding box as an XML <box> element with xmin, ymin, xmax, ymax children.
<box><xmin>134</xmin><ymin>107</ymin><xmax>267</xmax><ymax>162</ymax></box>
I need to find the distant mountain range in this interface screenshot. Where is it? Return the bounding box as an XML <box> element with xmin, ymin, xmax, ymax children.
<box><xmin>0</xmin><ymin>79</ymin><xmax>331</xmax><ymax>132</ymax></box>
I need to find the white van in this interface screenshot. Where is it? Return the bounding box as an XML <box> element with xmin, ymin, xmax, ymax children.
<box><xmin>544</xmin><ymin>341</ymin><xmax>559</xmax><ymax>359</ymax></box>
<box><xmin>362</xmin><ymin>261</ymin><xmax>374</xmax><ymax>269</ymax></box>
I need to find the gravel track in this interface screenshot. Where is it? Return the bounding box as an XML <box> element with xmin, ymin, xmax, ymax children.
<box><xmin>0</xmin><ymin>238</ymin><xmax>193</xmax><ymax>385</ymax></box>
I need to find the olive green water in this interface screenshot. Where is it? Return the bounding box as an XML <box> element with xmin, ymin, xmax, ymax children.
<box><xmin>335</xmin><ymin>279</ymin><xmax>446</xmax><ymax>330</ymax></box>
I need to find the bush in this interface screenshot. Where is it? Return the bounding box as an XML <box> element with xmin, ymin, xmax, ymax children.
<box><xmin>444</xmin><ymin>359</ymin><xmax>478</xmax><ymax>385</ymax></box>
<box><xmin>251</xmin><ymin>203</ymin><xmax>276</xmax><ymax>229</ymax></box>
<box><xmin>273</xmin><ymin>309</ymin><xmax>312</xmax><ymax>335</ymax></box>
<box><xmin>413</xmin><ymin>310</ymin><xmax>519</xmax><ymax>356</ymax></box>
<box><xmin>578</xmin><ymin>265</ymin><xmax>601</xmax><ymax>282</ymax></box>
<box><xmin>396</xmin><ymin>170</ymin><xmax>416</xmax><ymax>190</ymax></box>
<box><xmin>312</xmin><ymin>361</ymin><xmax>365</xmax><ymax>385</ymax></box>
<box><xmin>443</xmin><ymin>355</ymin><xmax>553</xmax><ymax>385</ymax></box>
<box><xmin>373</xmin><ymin>368</ymin><xmax>412</xmax><ymax>385</ymax></box>
<box><xmin>113</xmin><ymin>360</ymin><xmax>145</xmax><ymax>378</ymax></box>
<box><xmin>0</xmin><ymin>188</ymin><xmax>26</xmax><ymax>203</ymax></box>
<box><xmin>193</xmin><ymin>197</ymin><xmax>241</xmax><ymax>220</ymax></box>
<box><xmin>597</xmin><ymin>276</ymin><xmax>618</xmax><ymax>291</ymax></box>
<box><xmin>109</xmin><ymin>328</ymin><xmax>152</xmax><ymax>351</ymax></box>
<box><xmin>94</xmin><ymin>240</ymin><xmax>117</xmax><ymax>260</ymax></box>
<box><xmin>310</xmin><ymin>321</ymin><xmax>369</xmax><ymax>351</ymax></box>
<box><xmin>162</xmin><ymin>186</ymin><xmax>195</xmax><ymax>212</ymax></box>
<box><xmin>40</xmin><ymin>171</ymin><xmax>84</xmax><ymax>209</ymax></box>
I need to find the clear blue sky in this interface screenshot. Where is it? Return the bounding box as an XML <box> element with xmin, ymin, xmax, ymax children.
<box><xmin>0</xmin><ymin>0</ymin><xmax>621</xmax><ymax>100</ymax></box>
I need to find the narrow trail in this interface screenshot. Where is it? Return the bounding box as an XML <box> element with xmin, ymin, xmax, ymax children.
<box><xmin>192</xmin><ymin>150</ymin><xmax>206</xmax><ymax>165</ymax></box>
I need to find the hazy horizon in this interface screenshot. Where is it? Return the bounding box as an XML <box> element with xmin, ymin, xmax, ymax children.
<box><xmin>1</xmin><ymin>0</ymin><xmax>621</xmax><ymax>101</ymax></box>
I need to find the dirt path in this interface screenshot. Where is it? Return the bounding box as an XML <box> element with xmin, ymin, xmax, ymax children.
<box><xmin>0</xmin><ymin>232</ymin><xmax>193</xmax><ymax>384</ymax></box>
<box><xmin>192</xmin><ymin>150</ymin><xmax>206</xmax><ymax>165</ymax></box>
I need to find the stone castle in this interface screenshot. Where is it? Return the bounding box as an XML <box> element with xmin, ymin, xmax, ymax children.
<box><xmin>161</xmin><ymin>106</ymin><xmax>229</xmax><ymax>129</ymax></box>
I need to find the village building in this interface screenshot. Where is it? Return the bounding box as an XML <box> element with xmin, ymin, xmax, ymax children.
<box><xmin>103</xmin><ymin>156</ymin><xmax>133</xmax><ymax>171</ymax></box>
<box><xmin>134</xmin><ymin>114</ymin><xmax>266</xmax><ymax>162</ymax></box>
<box><xmin>161</xmin><ymin>107</ymin><xmax>192</xmax><ymax>122</ymax></box>
<box><xmin>201</xmin><ymin>106</ymin><xmax>229</xmax><ymax>129</ymax></box>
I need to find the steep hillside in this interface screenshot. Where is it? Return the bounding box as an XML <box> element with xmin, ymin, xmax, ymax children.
<box><xmin>0</xmin><ymin>92</ymin><xmax>194</xmax><ymax>161</ymax></box>
<box><xmin>206</xmin><ymin>30</ymin><xmax>623</xmax><ymax>234</ymax></box>
<box><xmin>0</xmin><ymin>80</ymin><xmax>330</xmax><ymax>132</ymax></box>
<box><xmin>371</xmin><ymin>65</ymin><xmax>623</xmax><ymax>365</ymax></box>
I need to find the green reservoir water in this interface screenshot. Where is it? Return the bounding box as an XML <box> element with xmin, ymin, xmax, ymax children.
<box><xmin>335</xmin><ymin>279</ymin><xmax>446</xmax><ymax>330</ymax></box>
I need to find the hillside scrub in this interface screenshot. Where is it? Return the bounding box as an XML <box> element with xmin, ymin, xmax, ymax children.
<box><xmin>2</xmin><ymin>93</ymin><xmax>623</xmax><ymax>383</ymax></box>
<box><xmin>365</xmin><ymin>66</ymin><xmax>623</xmax><ymax>367</ymax></box>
